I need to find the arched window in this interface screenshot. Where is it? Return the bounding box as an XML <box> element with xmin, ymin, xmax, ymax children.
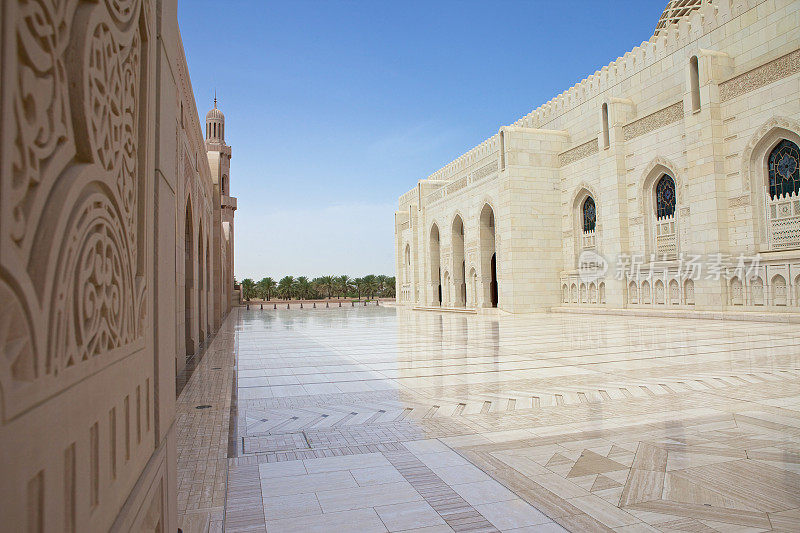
<box><xmin>655</xmin><ymin>175</ymin><xmax>676</xmax><ymax>219</ymax></box>
<box><xmin>582</xmin><ymin>196</ymin><xmax>596</xmax><ymax>233</ymax></box>
<box><xmin>768</xmin><ymin>139</ymin><xmax>800</xmax><ymax>199</ymax></box>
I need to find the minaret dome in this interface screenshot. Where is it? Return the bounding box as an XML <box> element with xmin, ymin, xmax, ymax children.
<box><xmin>206</xmin><ymin>94</ymin><xmax>225</xmax><ymax>142</ymax></box>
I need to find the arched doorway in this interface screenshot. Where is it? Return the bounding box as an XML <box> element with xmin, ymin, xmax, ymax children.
<box><xmin>451</xmin><ymin>215</ymin><xmax>465</xmax><ymax>307</ymax></box>
<box><xmin>429</xmin><ymin>224</ymin><xmax>441</xmax><ymax>306</ymax></box>
<box><xmin>479</xmin><ymin>204</ymin><xmax>497</xmax><ymax>307</ymax></box>
<box><xmin>184</xmin><ymin>202</ymin><xmax>194</xmax><ymax>358</ymax></box>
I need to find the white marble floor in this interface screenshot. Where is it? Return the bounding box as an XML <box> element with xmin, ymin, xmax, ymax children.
<box><xmin>179</xmin><ymin>306</ymin><xmax>800</xmax><ymax>532</ymax></box>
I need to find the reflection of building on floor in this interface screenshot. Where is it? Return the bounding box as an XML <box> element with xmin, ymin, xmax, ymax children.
<box><xmin>188</xmin><ymin>306</ymin><xmax>800</xmax><ymax>531</ymax></box>
<box><xmin>0</xmin><ymin>1</ymin><xmax>236</xmax><ymax>531</ymax></box>
<box><xmin>396</xmin><ymin>0</ymin><xmax>800</xmax><ymax>316</ymax></box>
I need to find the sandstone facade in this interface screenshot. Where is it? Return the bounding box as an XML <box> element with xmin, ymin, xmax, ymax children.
<box><xmin>395</xmin><ymin>0</ymin><xmax>800</xmax><ymax>316</ymax></box>
<box><xmin>0</xmin><ymin>0</ymin><xmax>236</xmax><ymax>530</ymax></box>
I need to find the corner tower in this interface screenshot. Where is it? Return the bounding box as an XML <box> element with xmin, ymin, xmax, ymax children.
<box><xmin>206</xmin><ymin>96</ymin><xmax>237</xmax><ymax>328</ymax></box>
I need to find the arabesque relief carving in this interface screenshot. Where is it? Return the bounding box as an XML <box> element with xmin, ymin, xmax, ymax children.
<box><xmin>0</xmin><ymin>0</ymin><xmax>148</xmax><ymax>420</ymax></box>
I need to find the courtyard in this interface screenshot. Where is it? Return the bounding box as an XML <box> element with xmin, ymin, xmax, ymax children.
<box><xmin>177</xmin><ymin>306</ymin><xmax>800</xmax><ymax>532</ymax></box>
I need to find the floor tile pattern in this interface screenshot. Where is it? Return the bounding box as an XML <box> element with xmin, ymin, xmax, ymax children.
<box><xmin>382</xmin><ymin>447</ymin><xmax>499</xmax><ymax>532</ymax></box>
<box><xmin>177</xmin><ymin>306</ymin><xmax>800</xmax><ymax>532</ymax></box>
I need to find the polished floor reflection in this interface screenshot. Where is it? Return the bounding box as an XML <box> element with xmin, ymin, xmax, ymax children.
<box><xmin>179</xmin><ymin>306</ymin><xmax>800</xmax><ymax>532</ymax></box>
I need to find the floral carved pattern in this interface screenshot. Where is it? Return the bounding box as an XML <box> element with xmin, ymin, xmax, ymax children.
<box><xmin>623</xmin><ymin>102</ymin><xmax>683</xmax><ymax>141</ymax></box>
<box><xmin>0</xmin><ymin>0</ymin><xmax>149</xmax><ymax>419</ymax></box>
<box><xmin>8</xmin><ymin>0</ymin><xmax>78</xmax><ymax>246</ymax></box>
<box><xmin>86</xmin><ymin>23</ymin><xmax>141</xmax><ymax>262</ymax></box>
<box><xmin>49</xmin><ymin>194</ymin><xmax>138</xmax><ymax>374</ymax></box>
<box><xmin>720</xmin><ymin>49</ymin><xmax>800</xmax><ymax>102</ymax></box>
<box><xmin>558</xmin><ymin>139</ymin><xmax>598</xmax><ymax>167</ymax></box>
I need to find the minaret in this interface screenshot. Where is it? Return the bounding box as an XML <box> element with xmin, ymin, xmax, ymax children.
<box><xmin>206</xmin><ymin>96</ymin><xmax>236</xmax><ymax>327</ymax></box>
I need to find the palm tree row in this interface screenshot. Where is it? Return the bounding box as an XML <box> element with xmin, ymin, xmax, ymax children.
<box><xmin>239</xmin><ymin>274</ymin><xmax>395</xmax><ymax>302</ymax></box>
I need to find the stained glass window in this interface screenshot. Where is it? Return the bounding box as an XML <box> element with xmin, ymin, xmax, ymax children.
<box><xmin>582</xmin><ymin>196</ymin><xmax>596</xmax><ymax>233</ymax></box>
<box><xmin>768</xmin><ymin>139</ymin><xmax>800</xmax><ymax>199</ymax></box>
<box><xmin>655</xmin><ymin>174</ymin><xmax>676</xmax><ymax>219</ymax></box>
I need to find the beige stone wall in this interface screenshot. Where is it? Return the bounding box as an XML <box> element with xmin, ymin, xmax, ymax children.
<box><xmin>396</xmin><ymin>0</ymin><xmax>800</xmax><ymax>315</ymax></box>
<box><xmin>0</xmin><ymin>0</ymin><xmax>234</xmax><ymax>530</ymax></box>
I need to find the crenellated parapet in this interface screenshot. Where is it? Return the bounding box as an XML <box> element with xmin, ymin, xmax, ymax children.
<box><xmin>415</xmin><ymin>0</ymin><xmax>764</xmax><ymax>189</ymax></box>
<box><xmin>512</xmin><ymin>0</ymin><xmax>752</xmax><ymax>129</ymax></box>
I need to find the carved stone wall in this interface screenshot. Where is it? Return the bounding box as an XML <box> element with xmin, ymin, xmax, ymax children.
<box><xmin>0</xmin><ymin>0</ymin><xmax>233</xmax><ymax>531</ymax></box>
<box><xmin>622</xmin><ymin>102</ymin><xmax>683</xmax><ymax>141</ymax></box>
<box><xmin>558</xmin><ymin>139</ymin><xmax>599</xmax><ymax>167</ymax></box>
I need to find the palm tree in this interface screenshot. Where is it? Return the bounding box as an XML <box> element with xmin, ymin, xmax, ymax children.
<box><xmin>352</xmin><ymin>277</ymin><xmax>364</xmax><ymax>300</ymax></box>
<box><xmin>296</xmin><ymin>276</ymin><xmax>311</xmax><ymax>300</ymax></box>
<box><xmin>277</xmin><ymin>276</ymin><xmax>294</xmax><ymax>300</ymax></box>
<box><xmin>385</xmin><ymin>276</ymin><xmax>396</xmax><ymax>297</ymax></box>
<box><xmin>363</xmin><ymin>274</ymin><xmax>378</xmax><ymax>300</ymax></box>
<box><xmin>240</xmin><ymin>278</ymin><xmax>255</xmax><ymax>301</ymax></box>
<box><xmin>311</xmin><ymin>277</ymin><xmax>324</xmax><ymax>298</ymax></box>
<box><xmin>257</xmin><ymin>277</ymin><xmax>276</xmax><ymax>301</ymax></box>
<box><xmin>317</xmin><ymin>275</ymin><xmax>333</xmax><ymax>299</ymax></box>
<box><xmin>336</xmin><ymin>275</ymin><xmax>351</xmax><ymax>298</ymax></box>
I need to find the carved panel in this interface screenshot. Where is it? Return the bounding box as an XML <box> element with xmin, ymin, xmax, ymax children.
<box><xmin>447</xmin><ymin>176</ymin><xmax>468</xmax><ymax>194</ymax></box>
<box><xmin>623</xmin><ymin>102</ymin><xmax>683</xmax><ymax>141</ymax></box>
<box><xmin>558</xmin><ymin>139</ymin><xmax>599</xmax><ymax>167</ymax></box>
<box><xmin>729</xmin><ymin>194</ymin><xmax>750</xmax><ymax>208</ymax></box>
<box><xmin>720</xmin><ymin>49</ymin><xmax>800</xmax><ymax>102</ymax></box>
<box><xmin>0</xmin><ymin>0</ymin><xmax>149</xmax><ymax>419</ymax></box>
<box><xmin>472</xmin><ymin>162</ymin><xmax>497</xmax><ymax>181</ymax></box>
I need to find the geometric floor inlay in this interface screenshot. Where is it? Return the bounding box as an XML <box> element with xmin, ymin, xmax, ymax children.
<box><xmin>176</xmin><ymin>306</ymin><xmax>800</xmax><ymax>532</ymax></box>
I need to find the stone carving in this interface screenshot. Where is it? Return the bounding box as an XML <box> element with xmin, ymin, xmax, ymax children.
<box><xmin>558</xmin><ymin>139</ymin><xmax>599</xmax><ymax>167</ymax></box>
<box><xmin>0</xmin><ymin>0</ymin><xmax>147</xmax><ymax>417</ymax></box>
<box><xmin>49</xmin><ymin>193</ymin><xmax>140</xmax><ymax>374</ymax></box>
<box><xmin>729</xmin><ymin>194</ymin><xmax>750</xmax><ymax>208</ymax></box>
<box><xmin>720</xmin><ymin>49</ymin><xmax>800</xmax><ymax>102</ymax></box>
<box><xmin>472</xmin><ymin>162</ymin><xmax>497</xmax><ymax>181</ymax></box>
<box><xmin>447</xmin><ymin>176</ymin><xmax>468</xmax><ymax>194</ymax></box>
<box><xmin>623</xmin><ymin>102</ymin><xmax>683</xmax><ymax>141</ymax></box>
<box><xmin>427</xmin><ymin>188</ymin><xmax>444</xmax><ymax>203</ymax></box>
<box><xmin>740</xmin><ymin>116</ymin><xmax>800</xmax><ymax>192</ymax></box>
<box><xmin>8</xmin><ymin>0</ymin><xmax>77</xmax><ymax>247</ymax></box>
<box><xmin>638</xmin><ymin>156</ymin><xmax>683</xmax><ymax>216</ymax></box>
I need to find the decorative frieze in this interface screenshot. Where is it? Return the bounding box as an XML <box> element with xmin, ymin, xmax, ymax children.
<box><xmin>623</xmin><ymin>102</ymin><xmax>683</xmax><ymax>141</ymax></box>
<box><xmin>447</xmin><ymin>176</ymin><xmax>468</xmax><ymax>194</ymax></box>
<box><xmin>728</xmin><ymin>195</ymin><xmax>750</xmax><ymax>208</ymax></box>
<box><xmin>426</xmin><ymin>188</ymin><xmax>444</xmax><ymax>203</ymax></box>
<box><xmin>720</xmin><ymin>49</ymin><xmax>800</xmax><ymax>102</ymax></box>
<box><xmin>472</xmin><ymin>162</ymin><xmax>498</xmax><ymax>181</ymax></box>
<box><xmin>558</xmin><ymin>139</ymin><xmax>598</xmax><ymax>167</ymax></box>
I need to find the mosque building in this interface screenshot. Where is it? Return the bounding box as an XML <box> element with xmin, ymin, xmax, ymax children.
<box><xmin>395</xmin><ymin>0</ymin><xmax>800</xmax><ymax>317</ymax></box>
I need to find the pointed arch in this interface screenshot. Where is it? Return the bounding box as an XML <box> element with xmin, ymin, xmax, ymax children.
<box><xmin>451</xmin><ymin>214</ymin><xmax>466</xmax><ymax>307</ymax></box>
<box><xmin>479</xmin><ymin>203</ymin><xmax>497</xmax><ymax>307</ymax></box>
<box><xmin>429</xmin><ymin>222</ymin><xmax>441</xmax><ymax>306</ymax></box>
<box><xmin>639</xmin><ymin>156</ymin><xmax>682</xmax><ymax>215</ymax></box>
<box><xmin>741</xmin><ymin>116</ymin><xmax>800</xmax><ymax>192</ymax></box>
<box><xmin>640</xmin><ymin>156</ymin><xmax>682</xmax><ymax>256</ymax></box>
<box><xmin>740</xmin><ymin>117</ymin><xmax>800</xmax><ymax>250</ymax></box>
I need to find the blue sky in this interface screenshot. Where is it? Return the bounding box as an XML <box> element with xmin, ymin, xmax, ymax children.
<box><xmin>178</xmin><ymin>0</ymin><xmax>667</xmax><ymax>281</ymax></box>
